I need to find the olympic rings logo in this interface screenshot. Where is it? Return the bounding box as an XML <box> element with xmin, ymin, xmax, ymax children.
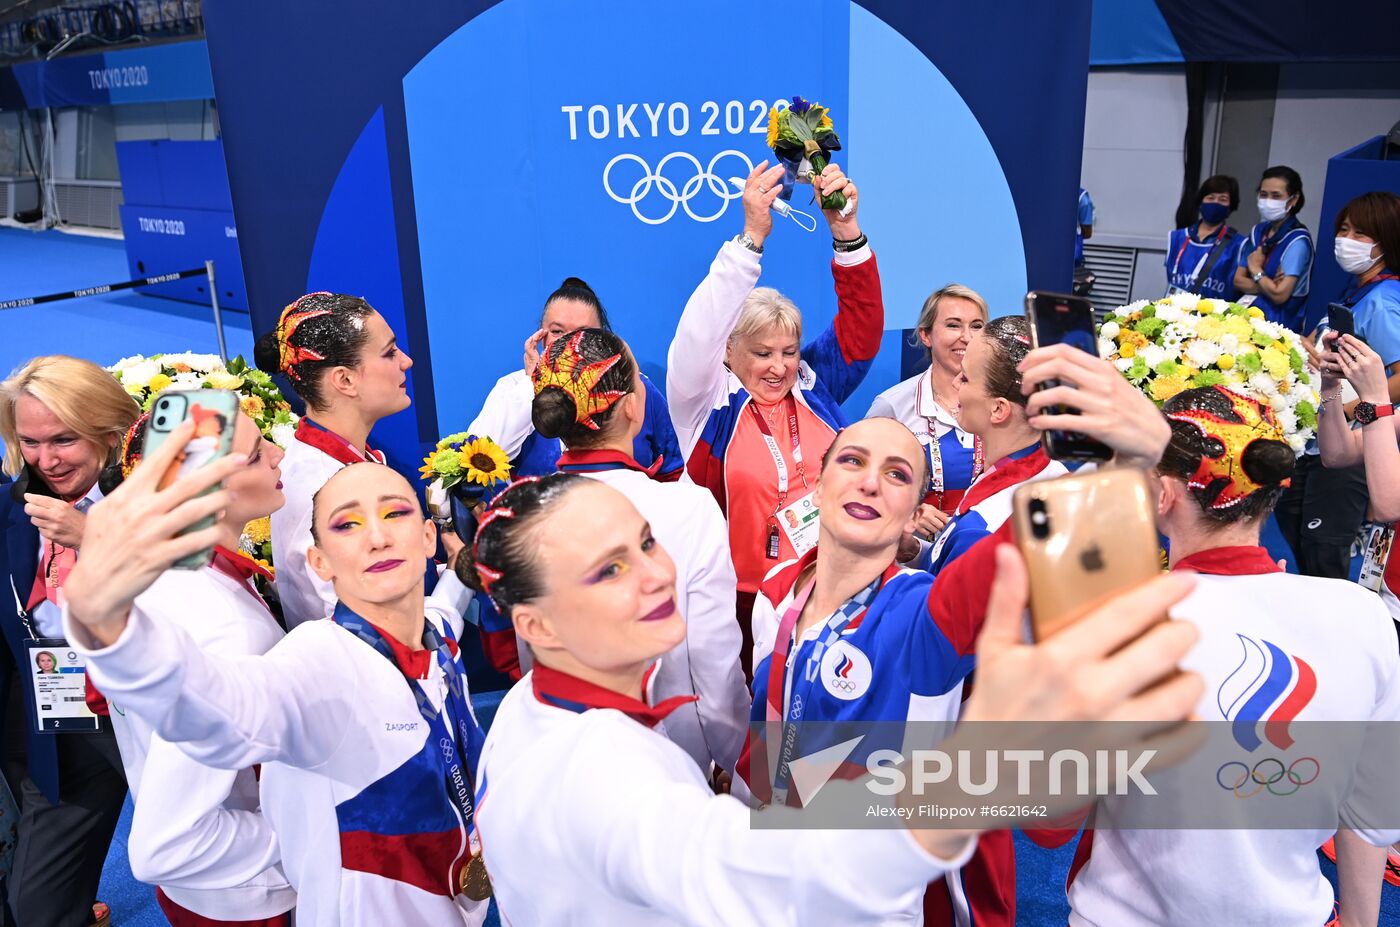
<box><xmin>827</xmin><ymin>678</ymin><xmax>859</xmax><ymax>693</ymax></box>
<box><xmin>602</xmin><ymin>150</ymin><xmax>755</xmax><ymax>225</ymax></box>
<box><xmin>1215</xmin><ymin>757</ymin><xmax>1320</xmax><ymax>798</ymax></box>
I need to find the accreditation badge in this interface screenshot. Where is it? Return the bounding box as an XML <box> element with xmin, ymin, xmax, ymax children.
<box><xmin>25</xmin><ymin>640</ymin><xmax>99</xmax><ymax>733</ymax></box>
<box><xmin>1358</xmin><ymin>523</ymin><xmax>1396</xmax><ymax>594</ymax></box>
<box><xmin>776</xmin><ymin>492</ymin><xmax>820</xmax><ymax>557</ymax></box>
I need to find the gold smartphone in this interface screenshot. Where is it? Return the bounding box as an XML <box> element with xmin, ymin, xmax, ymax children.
<box><xmin>1011</xmin><ymin>468</ymin><xmax>1163</xmax><ymax>641</ymax></box>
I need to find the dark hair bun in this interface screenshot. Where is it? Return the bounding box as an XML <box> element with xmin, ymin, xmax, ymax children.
<box><xmin>560</xmin><ymin>276</ymin><xmax>593</xmax><ymax>293</ymax></box>
<box><xmin>532</xmin><ymin>387</ymin><xmax>578</xmax><ymax>439</ymax></box>
<box><xmin>96</xmin><ymin>463</ymin><xmax>125</xmax><ymax>497</ymax></box>
<box><xmin>1241</xmin><ymin>439</ymin><xmax>1295</xmax><ymax>486</ymax></box>
<box><xmin>253</xmin><ymin>330</ymin><xmax>282</xmax><ymax>374</ymax></box>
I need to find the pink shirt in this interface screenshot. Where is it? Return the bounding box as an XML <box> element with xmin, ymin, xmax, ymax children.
<box><xmin>724</xmin><ymin>399</ymin><xmax>836</xmax><ymax>592</ymax></box>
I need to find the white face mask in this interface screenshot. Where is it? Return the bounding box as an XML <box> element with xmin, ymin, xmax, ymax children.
<box><xmin>1258</xmin><ymin>197</ymin><xmax>1290</xmax><ymax>223</ymax></box>
<box><xmin>1335</xmin><ymin>235</ymin><xmax>1381</xmax><ymax>275</ymax></box>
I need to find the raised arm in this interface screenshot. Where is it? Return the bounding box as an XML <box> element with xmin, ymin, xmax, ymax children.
<box><xmin>62</xmin><ymin>424</ymin><xmax>347</xmax><ymax>771</ymax></box>
<box><xmin>800</xmin><ymin>166</ymin><xmax>884</xmax><ymax>404</ymax></box>
<box><xmin>667</xmin><ymin>163</ymin><xmax>784</xmax><ymax>449</ymax></box>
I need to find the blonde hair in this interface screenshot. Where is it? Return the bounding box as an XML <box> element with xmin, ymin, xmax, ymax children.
<box><xmin>728</xmin><ymin>287</ymin><xmax>803</xmax><ymax>346</ymax></box>
<box><xmin>0</xmin><ymin>356</ymin><xmax>140</xmax><ymax>477</ymax></box>
<box><xmin>912</xmin><ymin>283</ymin><xmax>989</xmax><ymax>339</ymax></box>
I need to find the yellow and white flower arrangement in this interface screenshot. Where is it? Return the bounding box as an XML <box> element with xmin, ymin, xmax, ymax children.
<box><xmin>108</xmin><ymin>353</ymin><xmax>298</xmax><ymax>449</ymax></box>
<box><xmin>1099</xmin><ymin>293</ymin><xmax>1319</xmax><ymax>453</ymax></box>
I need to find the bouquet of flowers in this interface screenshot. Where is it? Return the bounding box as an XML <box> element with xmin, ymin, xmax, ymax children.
<box><xmin>1099</xmin><ymin>294</ymin><xmax>1319</xmax><ymax>453</ymax></box>
<box><xmin>239</xmin><ymin>516</ymin><xmax>274</xmax><ymax>575</ymax></box>
<box><xmin>420</xmin><ymin>433</ymin><xmax>513</xmax><ymax>544</ymax></box>
<box><xmin>108</xmin><ymin>352</ymin><xmax>298</xmax><ymax>449</ymax></box>
<box><xmin>765</xmin><ymin>96</ymin><xmax>845</xmax><ymax>211</ymax></box>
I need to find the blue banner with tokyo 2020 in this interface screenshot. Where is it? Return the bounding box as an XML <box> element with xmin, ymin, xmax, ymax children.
<box><xmin>202</xmin><ymin>0</ymin><xmax>1089</xmax><ymax>463</ymax></box>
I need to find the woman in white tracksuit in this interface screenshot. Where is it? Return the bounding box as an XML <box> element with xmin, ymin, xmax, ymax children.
<box><xmin>530</xmin><ymin>326</ymin><xmax>749</xmax><ymax>774</ymax></box>
<box><xmin>253</xmin><ymin>292</ymin><xmax>417</xmax><ymax>627</ymax></box>
<box><xmin>62</xmin><ymin>438</ymin><xmax>485</xmax><ymax>927</ymax></box>
<box><xmin>97</xmin><ymin>410</ymin><xmax>296</xmax><ymax>927</ymax></box>
<box><xmin>463</xmin><ymin>469</ymin><xmax>1204</xmax><ymax>926</ymax></box>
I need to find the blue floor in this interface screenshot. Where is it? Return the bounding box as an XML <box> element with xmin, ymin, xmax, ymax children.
<box><xmin>5</xmin><ymin>227</ymin><xmax>1393</xmax><ymax>925</ymax></box>
<box><xmin>0</xmin><ymin>227</ymin><xmax>253</xmax><ymax>377</ymax></box>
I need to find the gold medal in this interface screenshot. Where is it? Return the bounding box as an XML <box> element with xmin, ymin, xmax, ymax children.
<box><xmin>459</xmin><ymin>851</ymin><xmax>492</xmax><ymax>901</ymax></box>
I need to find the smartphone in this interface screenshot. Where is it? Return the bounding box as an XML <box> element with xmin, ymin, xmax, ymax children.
<box><xmin>9</xmin><ymin>464</ymin><xmax>56</xmax><ymax>504</ymax></box>
<box><xmin>141</xmin><ymin>389</ymin><xmax>240</xmax><ymax>569</ymax></box>
<box><xmin>1327</xmin><ymin>303</ymin><xmax>1357</xmax><ymax>340</ymax></box>
<box><xmin>1024</xmin><ymin>291</ymin><xmax>1113</xmax><ymax>462</ymax></box>
<box><xmin>1011</xmin><ymin>468</ymin><xmax>1163</xmax><ymax>641</ymax></box>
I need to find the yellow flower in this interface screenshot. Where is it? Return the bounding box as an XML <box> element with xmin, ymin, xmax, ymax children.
<box><xmin>766</xmin><ymin>106</ymin><xmax>780</xmax><ymax>150</ymax></box>
<box><xmin>240</xmin><ymin>395</ymin><xmax>266</xmax><ymax>417</ymax></box>
<box><xmin>1150</xmin><ymin>374</ymin><xmax>1189</xmax><ymax>403</ymax></box>
<box><xmin>1197</xmin><ymin>299</ymin><xmax>1217</xmax><ymax>314</ymax></box>
<box><xmin>1217</xmin><ymin>354</ymin><xmax>1235</xmax><ymax>370</ymax></box>
<box><xmin>419</xmin><ymin>449</ymin><xmax>442</xmax><ymax>482</ymax></box>
<box><xmin>818</xmin><ymin>113</ymin><xmax>833</xmax><ymax>129</ymax></box>
<box><xmin>1247</xmin><ymin>306</ymin><xmax>1265</xmax><ymax>319</ymax></box>
<box><xmin>242</xmin><ymin>517</ymin><xmax>271</xmax><ymax>545</ymax></box>
<box><xmin>206</xmin><ymin>370</ymin><xmax>244</xmax><ymax>390</ymax></box>
<box><xmin>1120</xmin><ymin>330</ymin><xmax>1148</xmax><ymax>349</ymax></box>
<box><xmin>1196</xmin><ymin>317</ymin><xmax>1224</xmax><ymax>340</ymax></box>
<box><xmin>148</xmin><ymin>373</ymin><xmax>173</xmax><ymax>393</ymax></box>
<box><xmin>1261</xmin><ymin>346</ymin><xmax>1289</xmax><ymax>379</ymax></box>
<box><xmin>1223</xmin><ymin>317</ymin><xmax>1253</xmax><ymax>340</ymax></box>
<box><xmin>462</xmin><ymin>437</ymin><xmax>512</xmax><ymax>487</ymax></box>
<box><xmin>1119</xmin><ymin>342</ymin><xmax>1137</xmax><ymax>358</ymax></box>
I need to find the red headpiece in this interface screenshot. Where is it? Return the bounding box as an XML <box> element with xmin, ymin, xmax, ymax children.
<box><xmin>119</xmin><ymin>412</ymin><xmax>150</xmax><ymax>478</ymax></box>
<box><xmin>1166</xmin><ymin>387</ymin><xmax>1290</xmax><ymax>510</ymax></box>
<box><xmin>530</xmin><ymin>331</ymin><xmax>627</xmax><ymax>431</ymax></box>
<box><xmin>276</xmin><ymin>292</ymin><xmax>333</xmax><ymax>379</ymax></box>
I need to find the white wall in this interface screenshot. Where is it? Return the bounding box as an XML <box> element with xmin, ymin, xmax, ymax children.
<box><xmin>1080</xmin><ymin>66</ymin><xmax>1186</xmax><ymax>247</ymax></box>
<box><xmin>1264</xmin><ymin>62</ymin><xmax>1400</xmax><ymax>234</ymax></box>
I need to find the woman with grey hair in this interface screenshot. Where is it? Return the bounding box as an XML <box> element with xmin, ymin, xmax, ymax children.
<box><xmin>666</xmin><ymin>160</ymin><xmax>883</xmax><ymax>675</ymax></box>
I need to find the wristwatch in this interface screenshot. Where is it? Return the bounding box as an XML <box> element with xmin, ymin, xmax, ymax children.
<box><xmin>736</xmin><ymin>233</ymin><xmax>764</xmax><ymax>255</ymax></box>
<box><xmin>1251</xmin><ymin>270</ymin><xmax>1264</xmax><ymax>283</ymax></box>
<box><xmin>1353</xmin><ymin>401</ymin><xmax>1395</xmax><ymax>425</ymax></box>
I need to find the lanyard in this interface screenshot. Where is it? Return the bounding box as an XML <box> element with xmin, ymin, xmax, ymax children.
<box><xmin>749</xmin><ymin>395</ymin><xmax>807</xmax><ymax>509</ymax></box>
<box><xmin>916</xmin><ymin>372</ymin><xmax>984</xmax><ymax>507</ymax></box>
<box><xmin>294</xmin><ymin>418</ymin><xmax>383</xmax><ymax>467</ymax></box>
<box><xmin>1341</xmin><ymin>273</ymin><xmax>1400</xmax><ymax>308</ymax></box>
<box><xmin>1172</xmin><ymin>223</ymin><xmax>1227</xmax><ymax>277</ymax></box>
<box><xmin>764</xmin><ymin>572</ymin><xmax>883</xmax><ymax>806</ymax></box>
<box><xmin>332</xmin><ymin>604</ymin><xmax>480</xmax><ymax>843</ymax></box>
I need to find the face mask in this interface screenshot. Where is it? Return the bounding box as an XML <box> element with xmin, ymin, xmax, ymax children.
<box><xmin>1335</xmin><ymin>236</ymin><xmax>1381</xmax><ymax>275</ymax></box>
<box><xmin>1258</xmin><ymin>197</ymin><xmax>1289</xmax><ymax>223</ymax></box>
<box><xmin>1199</xmin><ymin>202</ymin><xmax>1229</xmax><ymax>225</ymax></box>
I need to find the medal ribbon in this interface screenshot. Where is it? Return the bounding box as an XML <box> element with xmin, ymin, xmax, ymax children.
<box><xmin>332</xmin><ymin>604</ymin><xmax>482</xmax><ymax>884</ymax></box>
<box><xmin>763</xmin><ymin>572</ymin><xmax>885</xmax><ymax>806</ymax></box>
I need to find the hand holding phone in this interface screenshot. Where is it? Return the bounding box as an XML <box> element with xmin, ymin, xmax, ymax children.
<box><xmin>1012</xmin><ymin>468</ymin><xmax>1164</xmax><ymax>640</ymax></box>
<box><xmin>1024</xmin><ymin>291</ymin><xmax>1112</xmax><ymax>461</ymax></box>
<box><xmin>63</xmin><ymin>417</ymin><xmax>246</xmax><ymax>646</ymax></box>
<box><xmin>141</xmin><ymin>389</ymin><xmax>240</xmax><ymax>569</ymax></box>
<box><xmin>1327</xmin><ymin>303</ymin><xmax>1357</xmax><ymax>341</ymax></box>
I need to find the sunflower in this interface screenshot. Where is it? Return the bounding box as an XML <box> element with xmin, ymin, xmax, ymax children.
<box><xmin>766</xmin><ymin>106</ymin><xmax>781</xmax><ymax>150</ymax></box>
<box><xmin>461</xmin><ymin>437</ymin><xmax>512</xmax><ymax>487</ymax></box>
<box><xmin>419</xmin><ymin>449</ymin><xmax>444</xmax><ymax>482</ymax></box>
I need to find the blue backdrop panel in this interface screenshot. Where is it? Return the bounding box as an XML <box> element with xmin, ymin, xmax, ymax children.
<box><xmin>1307</xmin><ymin>136</ymin><xmax>1400</xmax><ymax>330</ymax></box>
<box><xmin>0</xmin><ymin>39</ymin><xmax>213</xmax><ymax>111</ymax></box>
<box><xmin>115</xmin><ymin>139</ymin><xmax>247</xmax><ymax>311</ymax></box>
<box><xmin>202</xmin><ymin>0</ymin><xmax>1089</xmax><ymax>464</ymax></box>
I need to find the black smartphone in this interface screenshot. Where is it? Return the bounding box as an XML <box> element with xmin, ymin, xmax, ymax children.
<box><xmin>9</xmin><ymin>464</ymin><xmax>56</xmax><ymax>504</ymax></box>
<box><xmin>1328</xmin><ymin>303</ymin><xmax>1357</xmax><ymax>340</ymax></box>
<box><xmin>1024</xmin><ymin>290</ymin><xmax>1113</xmax><ymax>462</ymax></box>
